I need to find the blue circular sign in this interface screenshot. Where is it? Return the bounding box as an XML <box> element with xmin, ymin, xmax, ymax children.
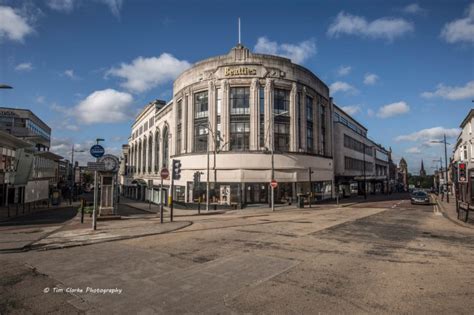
<box><xmin>90</xmin><ymin>145</ymin><xmax>105</xmax><ymax>158</ymax></box>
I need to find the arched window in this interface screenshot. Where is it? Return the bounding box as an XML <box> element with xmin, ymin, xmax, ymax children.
<box><xmin>148</xmin><ymin>135</ymin><xmax>152</xmax><ymax>173</ymax></box>
<box><xmin>162</xmin><ymin>125</ymin><xmax>169</xmax><ymax>168</ymax></box>
<box><xmin>154</xmin><ymin>130</ymin><xmax>160</xmax><ymax>173</ymax></box>
<box><xmin>142</xmin><ymin>136</ymin><xmax>147</xmax><ymax>174</ymax></box>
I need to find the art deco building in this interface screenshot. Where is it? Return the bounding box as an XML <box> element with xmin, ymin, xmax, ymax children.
<box><xmin>123</xmin><ymin>45</ymin><xmax>334</xmax><ymax>205</ymax></box>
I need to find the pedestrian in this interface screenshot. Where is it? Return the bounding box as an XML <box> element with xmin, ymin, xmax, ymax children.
<box><xmin>441</xmin><ymin>189</ymin><xmax>444</xmax><ymax>201</ymax></box>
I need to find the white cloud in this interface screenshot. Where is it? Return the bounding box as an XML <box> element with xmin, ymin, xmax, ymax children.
<box><xmin>36</xmin><ymin>96</ymin><xmax>45</xmax><ymax>104</ymax></box>
<box><xmin>327</xmin><ymin>11</ymin><xmax>414</xmax><ymax>41</ymax></box>
<box><xmin>340</xmin><ymin>105</ymin><xmax>361</xmax><ymax>115</ymax></box>
<box><xmin>367</xmin><ymin>109</ymin><xmax>375</xmax><ymax>117</ymax></box>
<box><xmin>100</xmin><ymin>0</ymin><xmax>123</xmax><ymax>17</ymax></box>
<box><xmin>0</xmin><ymin>6</ymin><xmax>33</xmax><ymax>42</ymax></box>
<box><xmin>46</xmin><ymin>0</ymin><xmax>123</xmax><ymax>17</ymax></box>
<box><xmin>64</xmin><ymin>69</ymin><xmax>77</xmax><ymax>79</ymax></box>
<box><xmin>254</xmin><ymin>37</ymin><xmax>316</xmax><ymax>64</ymax></box>
<box><xmin>376</xmin><ymin>101</ymin><xmax>410</xmax><ymax>118</ymax></box>
<box><xmin>330</xmin><ymin>81</ymin><xmax>358</xmax><ymax>94</ymax></box>
<box><xmin>46</xmin><ymin>0</ymin><xmax>74</xmax><ymax>12</ymax></box>
<box><xmin>421</xmin><ymin>80</ymin><xmax>474</xmax><ymax>100</ymax></box>
<box><xmin>15</xmin><ymin>62</ymin><xmax>33</xmax><ymax>71</ymax></box>
<box><xmin>337</xmin><ymin>65</ymin><xmax>352</xmax><ymax>76</ymax></box>
<box><xmin>406</xmin><ymin>147</ymin><xmax>421</xmax><ymax>154</ymax></box>
<box><xmin>107</xmin><ymin>53</ymin><xmax>191</xmax><ymax>93</ymax></box>
<box><xmin>403</xmin><ymin>3</ymin><xmax>424</xmax><ymax>15</ymax></box>
<box><xmin>363</xmin><ymin>73</ymin><xmax>379</xmax><ymax>85</ymax></box>
<box><xmin>74</xmin><ymin>89</ymin><xmax>134</xmax><ymax>124</ymax></box>
<box><xmin>395</xmin><ymin>126</ymin><xmax>460</xmax><ymax>142</ymax></box>
<box><xmin>440</xmin><ymin>3</ymin><xmax>474</xmax><ymax>44</ymax></box>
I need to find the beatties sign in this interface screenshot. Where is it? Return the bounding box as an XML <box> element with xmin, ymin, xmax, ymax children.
<box><xmin>224</xmin><ymin>67</ymin><xmax>256</xmax><ymax>76</ymax></box>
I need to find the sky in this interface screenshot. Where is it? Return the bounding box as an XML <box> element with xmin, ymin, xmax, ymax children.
<box><xmin>0</xmin><ymin>0</ymin><xmax>473</xmax><ymax>174</ymax></box>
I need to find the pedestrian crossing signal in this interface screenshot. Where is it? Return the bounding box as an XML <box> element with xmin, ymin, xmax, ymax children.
<box><xmin>458</xmin><ymin>162</ymin><xmax>467</xmax><ymax>183</ymax></box>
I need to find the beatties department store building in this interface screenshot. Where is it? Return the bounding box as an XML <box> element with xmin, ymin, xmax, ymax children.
<box><xmin>122</xmin><ymin>45</ymin><xmax>335</xmax><ymax>206</ymax></box>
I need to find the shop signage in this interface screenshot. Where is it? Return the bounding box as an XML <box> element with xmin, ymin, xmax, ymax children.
<box><xmin>224</xmin><ymin>66</ymin><xmax>256</xmax><ymax>76</ymax></box>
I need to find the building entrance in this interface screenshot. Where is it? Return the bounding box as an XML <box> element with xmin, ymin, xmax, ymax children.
<box><xmin>245</xmin><ymin>183</ymin><xmax>268</xmax><ymax>204</ymax></box>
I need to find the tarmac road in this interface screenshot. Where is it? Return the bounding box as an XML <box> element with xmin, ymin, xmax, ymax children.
<box><xmin>1</xmin><ymin>195</ymin><xmax>474</xmax><ymax>314</ymax></box>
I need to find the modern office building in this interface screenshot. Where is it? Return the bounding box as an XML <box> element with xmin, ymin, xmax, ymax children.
<box><xmin>0</xmin><ymin>107</ymin><xmax>51</xmax><ymax>151</ymax></box>
<box><xmin>333</xmin><ymin>105</ymin><xmax>389</xmax><ymax>197</ymax></box>
<box><xmin>122</xmin><ymin>44</ymin><xmax>335</xmax><ymax>206</ymax></box>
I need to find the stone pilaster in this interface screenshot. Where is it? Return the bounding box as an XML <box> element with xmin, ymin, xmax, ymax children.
<box><xmin>264</xmin><ymin>78</ymin><xmax>274</xmax><ymax>150</ymax></box>
<box><xmin>208</xmin><ymin>81</ymin><xmax>216</xmax><ymax>151</ymax></box>
<box><xmin>249</xmin><ymin>78</ymin><xmax>259</xmax><ymax>150</ymax></box>
<box><xmin>314</xmin><ymin>95</ymin><xmax>319</xmax><ymax>155</ymax></box>
<box><xmin>182</xmin><ymin>92</ymin><xmax>188</xmax><ymax>153</ymax></box>
<box><xmin>290</xmin><ymin>82</ymin><xmax>297</xmax><ymax>152</ymax></box>
<box><xmin>221</xmin><ymin>80</ymin><xmax>230</xmax><ymax>151</ymax></box>
<box><xmin>187</xmin><ymin>89</ymin><xmax>194</xmax><ymax>153</ymax></box>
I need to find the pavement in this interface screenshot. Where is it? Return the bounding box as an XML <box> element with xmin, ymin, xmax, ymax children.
<box><xmin>3</xmin><ymin>196</ymin><xmax>474</xmax><ymax>314</ymax></box>
<box><xmin>0</xmin><ymin>201</ymin><xmax>81</xmax><ymax>221</ymax></box>
<box><xmin>434</xmin><ymin>194</ymin><xmax>474</xmax><ymax>229</ymax></box>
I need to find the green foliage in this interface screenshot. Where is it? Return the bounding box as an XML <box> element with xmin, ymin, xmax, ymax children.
<box><xmin>408</xmin><ymin>175</ymin><xmax>434</xmax><ymax>188</ymax></box>
<box><xmin>77</xmin><ymin>206</ymin><xmax>94</xmax><ymax>214</ymax></box>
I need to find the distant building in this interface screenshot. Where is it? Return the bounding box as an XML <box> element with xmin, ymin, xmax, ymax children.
<box><xmin>0</xmin><ymin>107</ymin><xmax>51</xmax><ymax>151</ymax></box>
<box><xmin>333</xmin><ymin>105</ymin><xmax>390</xmax><ymax>197</ymax></box>
<box><xmin>453</xmin><ymin>109</ymin><xmax>473</xmax><ymax>203</ymax></box>
<box><xmin>419</xmin><ymin>160</ymin><xmax>426</xmax><ymax>177</ymax></box>
<box><xmin>398</xmin><ymin>158</ymin><xmax>408</xmax><ymax>191</ymax></box>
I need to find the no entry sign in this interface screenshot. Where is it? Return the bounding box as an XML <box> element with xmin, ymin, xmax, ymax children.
<box><xmin>270</xmin><ymin>179</ymin><xmax>278</xmax><ymax>188</ymax></box>
<box><xmin>160</xmin><ymin>168</ymin><xmax>170</xmax><ymax>179</ymax></box>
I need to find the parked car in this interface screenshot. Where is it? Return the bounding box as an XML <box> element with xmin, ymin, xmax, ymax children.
<box><xmin>410</xmin><ymin>191</ymin><xmax>430</xmax><ymax>205</ymax></box>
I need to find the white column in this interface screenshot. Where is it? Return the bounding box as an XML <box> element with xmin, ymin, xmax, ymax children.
<box><xmin>264</xmin><ymin>78</ymin><xmax>274</xmax><ymax>150</ymax></box>
<box><xmin>290</xmin><ymin>82</ymin><xmax>297</xmax><ymax>152</ymax></box>
<box><xmin>221</xmin><ymin>80</ymin><xmax>230</xmax><ymax>151</ymax></box>
<box><xmin>249</xmin><ymin>78</ymin><xmax>259</xmax><ymax>150</ymax></box>
<box><xmin>182</xmin><ymin>93</ymin><xmax>188</xmax><ymax>153</ymax></box>
<box><xmin>208</xmin><ymin>81</ymin><xmax>216</xmax><ymax>151</ymax></box>
<box><xmin>187</xmin><ymin>90</ymin><xmax>194</xmax><ymax>153</ymax></box>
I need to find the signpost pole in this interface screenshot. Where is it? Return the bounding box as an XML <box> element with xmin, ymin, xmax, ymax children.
<box><xmin>160</xmin><ymin>177</ymin><xmax>164</xmax><ymax>223</ymax></box>
<box><xmin>170</xmin><ymin>166</ymin><xmax>174</xmax><ymax>222</ymax></box>
<box><xmin>93</xmin><ymin>170</ymin><xmax>97</xmax><ymax>230</ymax></box>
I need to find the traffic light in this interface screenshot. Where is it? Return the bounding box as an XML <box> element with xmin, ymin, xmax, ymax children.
<box><xmin>172</xmin><ymin>159</ymin><xmax>181</xmax><ymax>180</ymax></box>
<box><xmin>193</xmin><ymin>171</ymin><xmax>200</xmax><ymax>187</ymax></box>
<box><xmin>458</xmin><ymin>162</ymin><xmax>467</xmax><ymax>183</ymax></box>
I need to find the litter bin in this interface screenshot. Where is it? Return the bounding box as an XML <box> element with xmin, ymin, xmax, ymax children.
<box><xmin>297</xmin><ymin>195</ymin><xmax>305</xmax><ymax>208</ymax></box>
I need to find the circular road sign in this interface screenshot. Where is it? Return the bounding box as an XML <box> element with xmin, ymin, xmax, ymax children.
<box><xmin>90</xmin><ymin>145</ymin><xmax>105</xmax><ymax>158</ymax></box>
<box><xmin>161</xmin><ymin>168</ymin><xmax>170</xmax><ymax>179</ymax></box>
<box><xmin>270</xmin><ymin>179</ymin><xmax>278</xmax><ymax>188</ymax></box>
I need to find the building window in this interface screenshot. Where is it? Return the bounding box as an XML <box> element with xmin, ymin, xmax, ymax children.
<box><xmin>216</xmin><ymin>88</ymin><xmax>222</xmax><ymax>149</ymax></box>
<box><xmin>194</xmin><ymin>91</ymin><xmax>208</xmax><ymax>118</ymax></box>
<box><xmin>306</xmin><ymin>95</ymin><xmax>313</xmax><ymax>152</ymax></box>
<box><xmin>142</xmin><ymin>137</ymin><xmax>147</xmax><ymax>173</ymax></box>
<box><xmin>162</xmin><ymin>126</ymin><xmax>169</xmax><ymax>168</ymax></box>
<box><xmin>148</xmin><ymin>136</ymin><xmax>152</xmax><ymax>173</ymax></box>
<box><xmin>259</xmin><ymin>87</ymin><xmax>265</xmax><ymax>149</ymax></box>
<box><xmin>176</xmin><ymin>100</ymin><xmax>182</xmax><ymax>154</ymax></box>
<box><xmin>320</xmin><ymin>102</ymin><xmax>326</xmax><ymax>155</ymax></box>
<box><xmin>274</xmin><ymin>88</ymin><xmax>290</xmax><ymax>115</ymax></box>
<box><xmin>230</xmin><ymin>120</ymin><xmax>250</xmax><ymax>150</ymax></box>
<box><xmin>230</xmin><ymin>87</ymin><xmax>250</xmax><ymax>151</ymax></box>
<box><xmin>194</xmin><ymin>123</ymin><xmax>208</xmax><ymax>153</ymax></box>
<box><xmin>194</xmin><ymin>91</ymin><xmax>208</xmax><ymax>152</ymax></box>
<box><xmin>343</xmin><ymin>134</ymin><xmax>373</xmax><ymax>156</ymax></box>
<box><xmin>463</xmin><ymin>145</ymin><xmax>468</xmax><ymax>160</ymax></box>
<box><xmin>274</xmin><ymin>122</ymin><xmax>290</xmax><ymax>152</ymax></box>
<box><xmin>344</xmin><ymin>156</ymin><xmax>373</xmax><ymax>172</ymax></box>
<box><xmin>230</xmin><ymin>87</ymin><xmax>250</xmax><ymax>115</ymax></box>
<box><xmin>154</xmin><ymin>131</ymin><xmax>160</xmax><ymax>173</ymax></box>
<box><xmin>273</xmin><ymin>89</ymin><xmax>290</xmax><ymax>152</ymax></box>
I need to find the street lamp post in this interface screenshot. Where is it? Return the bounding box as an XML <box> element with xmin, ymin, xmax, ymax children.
<box><xmin>431</xmin><ymin>135</ymin><xmax>450</xmax><ymax>203</ymax></box>
<box><xmin>93</xmin><ymin>138</ymin><xmax>105</xmax><ymax>230</ymax></box>
<box><xmin>269</xmin><ymin>110</ymin><xmax>288</xmax><ymax>212</ymax></box>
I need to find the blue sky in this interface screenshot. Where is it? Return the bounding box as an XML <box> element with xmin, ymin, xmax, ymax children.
<box><xmin>0</xmin><ymin>0</ymin><xmax>473</xmax><ymax>173</ymax></box>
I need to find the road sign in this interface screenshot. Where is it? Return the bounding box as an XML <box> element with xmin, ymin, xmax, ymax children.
<box><xmin>270</xmin><ymin>179</ymin><xmax>278</xmax><ymax>188</ymax></box>
<box><xmin>161</xmin><ymin>168</ymin><xmax>169</xmax><ymax>179</ymax></box>
<box><xmin>90</xmin><ymin>145</ymin><xmax>105</xmax><ymax>158</ymax></box>
<box><xmin>87</xmin><ymin>162</ymin><xmax>105</xmax><ymax>171</ymax></box>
